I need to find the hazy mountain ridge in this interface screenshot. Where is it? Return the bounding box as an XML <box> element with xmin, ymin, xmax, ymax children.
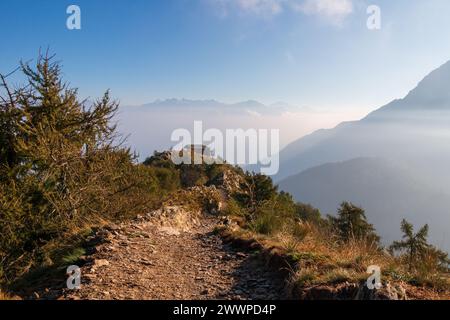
<box><xmin>276</xmin><ymin>60</ymin><xmax>450</xmax><ymax>182</ymax></box>
<box><xmin>118</xmin><ymin>98</ymin><xmax>334</xmax><ymax>162</ymax></box>
<box><xmin>276</xmin><ymin>60</ymin><xmax>450</xmax><ymax>251</ymax></box>
<box><xmin>368</xmin><ymin>60</ymin><xmax>450</xmax><ymax>117</ymax></box>
<box><xmin>132</xmin><ymin>98</ymin><xmax>311</xmax><ymax>116</ymax></box>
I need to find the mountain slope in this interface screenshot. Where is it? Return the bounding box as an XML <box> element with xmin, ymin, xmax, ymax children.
<box><xmin>279</xmin><ymin>158</ymin><xmax>450</xmax><ymax>250</ymax></box>
<box><xmin>275</xmin><ymin>60</ymin><xmax>450</xmax><ymax>184</ymax></box>
<box><xmin>276</xmin><ymin>60</ymin><xmax>450</xmax><ymax>251</ymax></box>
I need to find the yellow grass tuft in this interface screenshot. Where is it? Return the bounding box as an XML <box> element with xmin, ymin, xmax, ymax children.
<box><xmin>0</xmin><ymin>290</ymin><xmax>20</xmax><ymax>300</ymax></box>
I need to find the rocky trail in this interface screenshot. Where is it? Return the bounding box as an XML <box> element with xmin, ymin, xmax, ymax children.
<box><xmin>62</xmin><ymin>211</ymin><xmax>286</xmax><ymax>300</ymax></box>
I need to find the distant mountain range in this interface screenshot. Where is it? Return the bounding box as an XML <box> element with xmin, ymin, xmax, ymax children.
<box><xmin>118</xmin><ymin>98</ymin><xmax>325</xmax><ymax>167</ymax></box>
<box><xmin>276</xmin><ymin>60</ymin><xmax>450</xmax><ymax>251</ymax></box>
<box><xmin>134</xmin><ymin>99</ymin><xmax>312</xmax><ymax>116</ymax></box>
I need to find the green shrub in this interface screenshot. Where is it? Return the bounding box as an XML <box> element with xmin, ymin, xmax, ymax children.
<box><xmin>250</xmin><ymin>193</ymin><xmax>296</xmax><ymax>235</ymax></box>
<box><xmin>152</xmin><ymin>167</ymin><xmax>181</xmax><ymax>192</ymax></box>
<box><xmin>251</xmin><ymin>211</ymin><xmax>283</xmax><ymax>235</ymax></box>
<box><xmin>222</xmin><ymin>199</ymin><xmax>247</xmax><ymax>217</ymax></box>
<box><xmin>235</xmin><ymin>172</ymin><xmax>278</xmax><ymax>212</ymax></box>
<box><xmin>328</xmin><ymin>202</ymin><xmax>380</xmax><ymax>244</ymax></box>
<box><xmin>295</xmin><ymin>203</ymin><xmax>324</xmax><ymax>225</ymax></box>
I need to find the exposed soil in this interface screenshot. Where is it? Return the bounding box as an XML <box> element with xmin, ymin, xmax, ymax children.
<box><xmin>63</xmin><ymin>214</ymin><xmax>286</xmax><ymax>300</ymax></box>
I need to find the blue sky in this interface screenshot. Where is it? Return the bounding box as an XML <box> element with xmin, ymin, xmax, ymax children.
<box><xmin>1</xmin><ymin>0</ymin><xmax>450</xmax><ymax>113</ymax></box>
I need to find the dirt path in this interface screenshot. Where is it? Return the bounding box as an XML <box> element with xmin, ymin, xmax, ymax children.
<box><xmin>64</xmin><ymin>214</ymin><xmax>286</xmax><ymax>300</ymax></box>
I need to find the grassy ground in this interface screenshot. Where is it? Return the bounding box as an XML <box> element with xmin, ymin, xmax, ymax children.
<box><xmin>219</xmin><ymin>217</ymin><xmax>450</xmax><ymax>300</ymax></box>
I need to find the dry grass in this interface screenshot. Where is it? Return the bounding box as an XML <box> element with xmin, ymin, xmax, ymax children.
<box><xmin>0</xmin><ymin>290</ymin><xmax>20</xmax><ymax>300</ymax></box>
<box><xmin>286</xmin><ymin>229</ymin><xmax>404</xmax><ymax>288</ymax></box>
<box><xmin>229</xmin><ymin>219</ymin><xmax>450</xmax><ymax>295</ymax></box>
<box><xmin>276</xmin><ymin>222</ymin><xmax>390</xmax><ymax>266</ymax></box>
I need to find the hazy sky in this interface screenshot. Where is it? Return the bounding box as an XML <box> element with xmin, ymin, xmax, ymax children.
<box><xmin>1</xmin><ymin>0</ymin><xmax>450</xmax><ymax>114</ymax></box>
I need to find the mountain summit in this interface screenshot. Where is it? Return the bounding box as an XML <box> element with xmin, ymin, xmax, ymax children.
<box><xmin>367</xmin><ymin>60</ymin><xmax>450</xmax><ymax>119</ymax></box>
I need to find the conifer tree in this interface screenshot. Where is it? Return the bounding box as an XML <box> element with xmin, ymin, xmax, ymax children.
<box><xmin>329</xmin><ymin>201</ymin><xmax>380</xmax><ymax>244</ymax></box>
<box><xmin>0</xmin><ymin>52</ymin><xmax>158</xmax><ymax>283</ymax></box>
<box><xmin>390</xmin><ymin>219</ymin><xmax>431</xmax><ymax>271</ymax></box>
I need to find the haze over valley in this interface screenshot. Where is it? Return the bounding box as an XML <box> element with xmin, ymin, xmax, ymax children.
<box><xmin>277</xmin><ymin>61</ymin><xmax>450</xmax><ymax>251</ymax></box>
<box><xmin>118</xmin><ymin>99</ymin><xmax>364</xmax><ymax>161</ymax></box>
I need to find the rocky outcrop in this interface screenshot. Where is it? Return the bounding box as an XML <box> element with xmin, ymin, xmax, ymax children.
<box><xmin>164</xmin><ymin>185</ymin><xmax>226</xmax><ymax>216</ymax></box>
<box><xmin>211</xmin><ymin>169</ymin><xmax>245</xmax><ymax>194</ymax></box>
<box><xmin>147</xmin><ymin>205</ymin><xmax>203</xmax><ymax>232</ymax></box>
<box><xmin>292</xmin><ymin>282</ymin><xmax>408</xmax><ymax>300</ymax></box>
<box><xmin>355</xmin><ymin>282</ymin><xmax>408</xmax><ymax>300</ymax></box>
